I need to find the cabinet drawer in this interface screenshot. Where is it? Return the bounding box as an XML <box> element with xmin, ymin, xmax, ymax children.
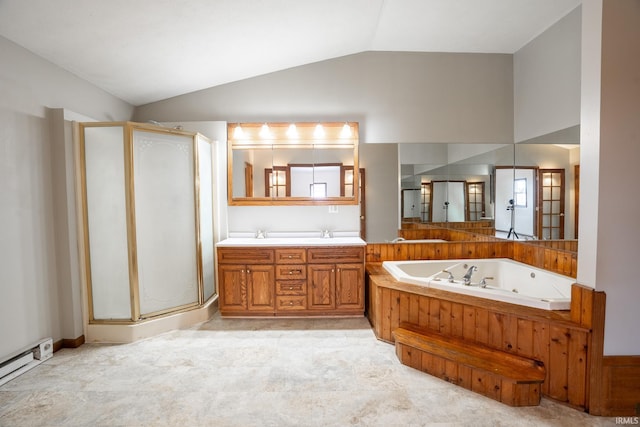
<box><xmin>275</xmin><ymin>248</ymin><xmax>306</xmax><ymax>264</ymax></box>
<box><xmin>276</xmin><ymin>295</ymin><xmax>307</xmax><ymax>311</ymax></box>
<box><xmin>275</xmin><ymin>264</ymin><xmax>306</xmax><ymax>280</ymax></box>
<box><xmin>307</xmin><ymin>247</ymin><xmax>364</xmax><ymax>263</ymax></box>
<box><xmin>276</xmin><ymin>280</ymin><xmax>307</xmax><ymax>295</ymax></box>
<box><xmin>217</xmin><ymin>248</ymin><xmax>274</xmax><ymax>264</ymax></box>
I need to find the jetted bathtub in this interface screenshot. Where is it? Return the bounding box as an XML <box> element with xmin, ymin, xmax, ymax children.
<box><xmin>382</xmin><ymin>258</ymin><xmax>573</xmax><ymax>310</ymax></box>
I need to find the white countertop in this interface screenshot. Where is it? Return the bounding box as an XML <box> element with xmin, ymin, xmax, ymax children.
<box><xmin>216</xmin><ymin>236</ymin><xmax>366</xmax><ymax>247</ymax></box>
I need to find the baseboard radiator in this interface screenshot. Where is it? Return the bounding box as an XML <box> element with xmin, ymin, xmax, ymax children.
<box><xmin>0</xmin><ymin>338</ymin><xmax>53</xmax><ymax>387</ymax></box>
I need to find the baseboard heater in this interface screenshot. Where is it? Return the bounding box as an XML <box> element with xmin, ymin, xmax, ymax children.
<box><xmin>0</xmin><ymin>338</ymin><xmax>53</xmax><ymax>387</ymax></box>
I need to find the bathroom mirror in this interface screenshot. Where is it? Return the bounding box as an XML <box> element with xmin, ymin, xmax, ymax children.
<box><xmin>400</xmin><ymin>140</ymin><xmax>579</xmax><ymax>241</ymax></box>
<box><xmin>228</xmin><ymin>122</ymin><xmax>359</xmax><ymax>206</ymax></box>
<box><xmin>514</xmin><ymin>140</ymin><xmax>580</xmax><ymax>240</ymax></box>
<box><xmin>400</xmin><ymin>143</ymin><xmax>513</xmax><ymax>225</ymax></box>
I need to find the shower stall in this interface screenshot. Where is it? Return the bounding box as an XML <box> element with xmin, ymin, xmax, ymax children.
<box><xmin>77</xmin><ymin>122</ymin><xmax>216</xmax><ymax>327</ymax></box>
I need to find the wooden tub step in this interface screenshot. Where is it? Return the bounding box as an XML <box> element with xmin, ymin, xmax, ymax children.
<box><xmin>393</xmin><ymin>323</ymin><xmax>546</xmax><ymax>406</ymax></box>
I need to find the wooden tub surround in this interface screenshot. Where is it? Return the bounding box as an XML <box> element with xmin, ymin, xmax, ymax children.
<box><xmin>368</xmin><ymin>229</ymin><xmax>639</xmax><ymax>416</ymax></box>
<box><xmin>394</xmin><ymin>323</ymin><xmax>545</xmax><ymax>406</ymax></box>
<box><xmin>367</xmin><ymin>264</ymin><xmax>591</xmax><ymax>411</ymax></box>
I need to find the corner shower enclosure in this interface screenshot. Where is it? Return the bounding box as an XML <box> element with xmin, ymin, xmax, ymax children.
<box><xmin>78</xmin><ymin>122</ymin><xmax>215</xmax><ymax>323</ymax></box>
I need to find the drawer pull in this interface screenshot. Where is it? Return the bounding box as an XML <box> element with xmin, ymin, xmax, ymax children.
<box><xmin>288</xmin><ymin>269</ymin><xmax>302</xmax><ymax>275</ymax></box>
<box><xmin>289</xmin><ymin>286</ymin><xmax>294</xmax><ymax>290</ymax></box>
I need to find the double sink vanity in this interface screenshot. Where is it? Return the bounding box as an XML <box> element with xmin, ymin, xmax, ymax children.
<box><xmin>216</xmin><ymin>235</ymin><xmax>366</xmax><ymax>317</ymax></box>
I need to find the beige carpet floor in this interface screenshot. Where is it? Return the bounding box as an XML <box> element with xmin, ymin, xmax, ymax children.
<box><xmin>0</xmin><ymin>313</ymin><xmax>616</xmax><ymax>426</ymax></box>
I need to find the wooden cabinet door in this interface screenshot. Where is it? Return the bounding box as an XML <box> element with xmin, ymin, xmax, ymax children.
<box><xmin>247</xmin><ymin>264</ymin><xmax>275</xmax><ymax>312</ymax></box>
<box><xmin>308</xmin><ymin>264</ymin><xmax>335</xmax><ymax>310</ymax></box>
<box><xmin>335</xmin><ymin>263</ymin><xmax>364</xmax><ymax>309</ymax></box>
<box><xmin>219</xmin><ymin>265</ymin><xmax>247</xmax><ymax>311</ymax></box>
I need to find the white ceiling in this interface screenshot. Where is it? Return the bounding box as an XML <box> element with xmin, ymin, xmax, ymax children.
<box><xmin>0</xmin><ymin>0</ymin><xmax>580</xmax><ymax>106</ymax></box>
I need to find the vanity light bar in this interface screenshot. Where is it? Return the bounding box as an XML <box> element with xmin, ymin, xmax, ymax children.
<box><xmin>228</xmin><ymin>122</ymin><xmax>358</xmax><ymax>144</ymax></box>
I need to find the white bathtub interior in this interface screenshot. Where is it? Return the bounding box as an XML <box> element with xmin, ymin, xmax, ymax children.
<box><xmin>382</xmin><ymin>258</ymin><xmax>574</xmax><ymax>311</ymax></box>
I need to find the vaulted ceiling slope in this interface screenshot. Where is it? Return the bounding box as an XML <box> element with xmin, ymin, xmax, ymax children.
<box><xmin>0</xmin><ymin>0</ymin><xmax>580</xmax><ymax>106</ymax></box>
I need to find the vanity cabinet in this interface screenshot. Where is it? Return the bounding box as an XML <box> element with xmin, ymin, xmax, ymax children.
<box><xmin>307</xmin><ymin>247</ymin><xmax>364</xmax><ymax>312</ymax></box>
<box><xmin>275</xmin><ymin>248</ymin><xmax>307</xmax><ymax>312</ymax></box>
<box><xmin>218</xmin><ymin>248</ymin><xmax>275</xmax><ymax>314</ymax></box>
<box><xmin>217</xmin><ymin>245</ymin><xmax>364</xmax><ymax>317</ymax></box>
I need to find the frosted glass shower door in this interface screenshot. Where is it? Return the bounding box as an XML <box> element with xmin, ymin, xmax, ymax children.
<box><xmin>133</xmin><ymin>131</ymin><xmax>199</xmax><ymax>316</ymax></box>
<box><xmin>84</xmin><ymin>126</ymin><xmax>132</xmax><ymax>320</ymax></box>
<box><xmin>198</xmin><ymin>135</ymin><xmax>215</xmax><ymax>301</ymax></box>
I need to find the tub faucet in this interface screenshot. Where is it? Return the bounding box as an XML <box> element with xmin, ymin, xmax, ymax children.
<box><xmin>479</xmin><ymin>277</ymin><xmax>494</xmax><ymax>288</ymax></box>
<box><xmin>463</xmin><ymin>266</ymin><xmax>478</xmax><ymax>286</ymax></box>
<box><xmin>390</xmin><ymin>237</ymin><xmax>405</xmax><ymax>243</ymax></box>
<box><xmin>442</xmin><ymin>269</ymin><xmax>455</xmax><ymax>283</ymax></box>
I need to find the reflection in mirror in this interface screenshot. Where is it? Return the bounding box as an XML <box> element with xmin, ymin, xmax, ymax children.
<box><xmin>400</xmin><ymin>143</ymin><xmax>514</xmax><ymax>229</ymax></box>
<box><xmin>228</xmin><ymin>122</ymin><xmax>358</xmax><ymax>205</ymax></box>
<box><xmin>398</xmin><ymin>140</ymin><xmax>579</xmax><ymax>250</ymax></box>
<box><xmin>515</xmin><ymin>142</ymin><xmax>580</xmax><ymax>241</ymax></box>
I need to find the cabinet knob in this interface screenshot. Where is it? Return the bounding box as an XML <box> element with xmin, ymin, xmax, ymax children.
<box><xmin>289</xmin><ymin>286</ymin><xmax>294</xmax><ymax>290</ymax></box>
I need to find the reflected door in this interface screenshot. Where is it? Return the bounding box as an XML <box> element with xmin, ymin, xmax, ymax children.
<box><xmin>421</xmin><ymin>183</ymin><xmax>432</xmax><ymax>222</ymax></box>
<box><xmin>538</xmin><ymin>169</ymin><xmax>565</xmax><ymax>239</ymax></box>
<box><xmin>401</xmin><ymin>189</ymin><xmax>421</xmax><ymax>220</ymax></box>
<box><xmin>465</xmin><ymin>182</ymin><xmax>485</xmax><ymax>221</ymax></box>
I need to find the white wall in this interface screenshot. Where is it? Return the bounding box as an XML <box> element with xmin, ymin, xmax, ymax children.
<box><xmin>359</xmin><ymin>143</ymin><xmax>399</xmax><ymax>242</ymax></box>
<box><xmin>135</xmin><ymin>51</ymin><xmax>514</xmax><ymax>144</ymax></box>
<box><xmin>514</xmin><ymin>6</ymin><xmax>581</xmax><ymax>143</ymax></box>
<box><xmin>0</xmin><ymin>36</ymin><xmax>133</xmax><ymax>361</ymax></box>
<box><xmin>135</xmin><ymin>52</ymin><xmax>511</xmax><ymax>239</ymax></box>
<box><xmin>579</xmin><ymin>0</ymin><xmax>640</xmax><ymax>355</ymax></box>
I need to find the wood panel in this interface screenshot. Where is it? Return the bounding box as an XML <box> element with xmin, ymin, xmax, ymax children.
<box><xmin>368</xmin><ymin>274</ymin><xmax>592</xmax><ymax>410</ymax></box>
<box><xmin>601</xmin><ymin>356</ymin><xmax>640</xmax><ymax>416</ymax></box>
<box><xmin>394</xmin><ymin>325</ymin><xmax>545</xmax><ymax>407</ymax></box>
<box><xmin>365</xmin><ymin>241</ymin><xmax>513</xmax><ymax>263</ymax></box>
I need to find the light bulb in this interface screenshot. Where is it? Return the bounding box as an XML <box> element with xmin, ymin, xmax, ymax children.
<box><xmin>340</xmin><ymin>123</ymin><xmax>352</xmax><ymax>138</ymax></box>
<box><xmin>233</xmin><ymin>125</ymin><xmax>244</xmax><ymax>139</ymax></box>
<box><xmin>286</xmin><ymin>124</ymin><xmax>298</xmax><ymax>138</ymax></box>
<box><xmin>313</xmin><ymin>124</ymin><xmax>325</xmax><ymax>138</ymax></box>
<box><xmin>259</xmin><ymin>123</ymin><xmax>271</xmax><ymax>139</ymax></box>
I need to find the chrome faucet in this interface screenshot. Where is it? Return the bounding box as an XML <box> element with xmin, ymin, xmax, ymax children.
<box><xmin>390</xmin><ymin>237</ymin><xmax>405</xmax><ymax>243</ymax></box>
<box><xmin>442</xmin><ymin>269</ymin><xmax>455</xmax><ymax>283</ymax></box>
<box><xmin>463</xmin><ymin>266</ymin><xmax>478</xmax><ymax>286</ymax></box>
<box><xmin>479</xmin><ymin>277</ymin><xmax>494</xmax><ymax>288</ymax></box>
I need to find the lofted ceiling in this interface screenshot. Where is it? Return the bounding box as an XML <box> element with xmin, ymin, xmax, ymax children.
<box><xmin>0</xmin><ymin>0</ymin><xmax>580</xmax><ymax>106</ymax></box>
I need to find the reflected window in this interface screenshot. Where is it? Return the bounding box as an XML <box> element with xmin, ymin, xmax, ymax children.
<box><xmin>310</xmin><ymin>182</ymin><xmax>327</xmax><ymax>198</ymax></box>
<box><xmin>514</xmin><ymin>178</ymin><xmax>527</xmax><ymax>207</ymax></box>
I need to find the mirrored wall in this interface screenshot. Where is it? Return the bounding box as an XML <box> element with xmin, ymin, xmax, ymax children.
<box><xmin>400</xmin><ymin>141</ymin><xmax>580</xmax><ymax>241</ymax></box>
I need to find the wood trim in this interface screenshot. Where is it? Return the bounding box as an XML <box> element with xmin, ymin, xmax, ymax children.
<box><xmin>53</xmin><ymin>335</ymin><xmax>86</xmax><ymax>353</ymax></box>
<box><xmin>588</xmin><ymin>290</ymin><xmax>607</xmax><ymax>415</ymax></box>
